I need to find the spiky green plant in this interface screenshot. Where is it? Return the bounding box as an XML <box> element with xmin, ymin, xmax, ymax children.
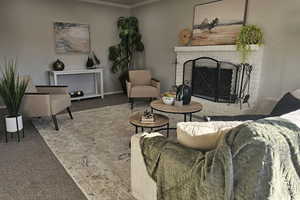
<box><xmin>236</xmin><ymin>25</ymin><xmax>264</xmax><ymax>63</ymax></box>
<box><xmin>0</xmin><ymin>59</ymin><xmax>28</xmax><ymax>116</ymax></box>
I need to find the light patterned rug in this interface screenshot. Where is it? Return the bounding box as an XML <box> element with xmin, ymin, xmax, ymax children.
<box><xmin>33</xmin><ymin>103</ymin><xmax>193</xmax><ymax>200</ymax></box>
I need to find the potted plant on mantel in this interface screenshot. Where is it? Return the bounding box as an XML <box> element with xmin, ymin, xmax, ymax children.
<box><xmin>108</xmin><ymin>16</ymin><xmax>145</xmax><ymax>93</ymax></box>
<box><xmin>0</xmin><ymin>60</ymin><xmax>28</xmax><ymax>142</ymax></box>
<box><xmin>236</xmin><ymin>24</ymin><xmax>264</xmax><ymax>63</ymax></box>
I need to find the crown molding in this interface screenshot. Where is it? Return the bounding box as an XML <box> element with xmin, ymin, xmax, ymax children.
<box><xmin>79</xmin><ymin>0</ymin><xmax>160</xmax><ymax>9</ymax></box>
<box><xmin>79</xmin><ymin>0</ymin><xmax>131</xmax><ymax>8</ymax></box>
<box><xmin>131</xmin><ymin>0</ymin><xmax>161</xmax><ymax>8</ymax></box>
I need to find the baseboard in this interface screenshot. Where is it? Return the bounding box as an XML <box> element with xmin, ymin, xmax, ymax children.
<box><xmin>104</xmin><ymin>90</ymin><xmax>124</xmax><ymax>95</ymax></box>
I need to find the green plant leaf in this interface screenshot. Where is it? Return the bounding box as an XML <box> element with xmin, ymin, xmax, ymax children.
<box><xmin>109</xmin><ymin>16</ymin><xmax>144</xmax><ymax>74</ymax></box>
<box><xmin>236</xmin><ymin>25</ymin><xmax>264</xmax><ymax>62</ymax></box>
<box><xmin>0</xmin><ymin>59</ymin><xmax>29</xmax><ymax>116</ymax></box>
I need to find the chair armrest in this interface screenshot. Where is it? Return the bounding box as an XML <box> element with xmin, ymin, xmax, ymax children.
<box><xmin>36</xmin><ymin>85</ymin><xmax>69</xmax><ymax>94</ymax></box>
<box><xmin>126</xmin><ymin>80</ymin><xmax>132</xmax><ymax>97</ymax></box>
<box><xmin>151</xmin><ymin>79</ymin><xmax>160</xmax><ymax>94</ymax></box>
<box><xmin>22</xmin><ymin>93</ymin><xmax>51</xmax><ymax>117</ymax></box>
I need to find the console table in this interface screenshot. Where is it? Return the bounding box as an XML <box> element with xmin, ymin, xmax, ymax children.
<box><xmin>49</xmin><ymin>68</ymin><xmax>104</xmax><ymax>100</ymax></box>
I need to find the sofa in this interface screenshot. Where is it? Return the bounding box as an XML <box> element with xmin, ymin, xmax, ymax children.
<box><xmin>131</xmin><ymin>110</ymin><xmax>300</xmax><ymax>200</ymax></box>
<box><xmin>131</xmin><ymin>121</ymin><xmax>243</xmax><ymax>200</ymax></box>
<box><xmin>208</xmin><ymin>89</ymin><xmax>300</xmax><ymax>122</ymax></box>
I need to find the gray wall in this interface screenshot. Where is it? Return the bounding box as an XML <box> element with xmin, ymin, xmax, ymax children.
<box><xmin>0</xmin><ymin>0</ymin><xmax>130</xmax><ymax>97</ymax></box>
<box><xmin>133</xmin><ymin>0</ymin><xmax>300</xmax><ymax>100</ymax></box>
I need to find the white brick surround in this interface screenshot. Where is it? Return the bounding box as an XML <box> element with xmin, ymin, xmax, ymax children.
<box><xmin>174</xmin><ymin>45</ymin><xmax>264</xmax><ymax>116</ymax></box>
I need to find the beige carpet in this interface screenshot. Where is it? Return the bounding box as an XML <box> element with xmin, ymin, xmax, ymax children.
<box><xmin>33</xmin><ymin>103</ymin><xmax>191</xmax><ymax>200</ymax></box>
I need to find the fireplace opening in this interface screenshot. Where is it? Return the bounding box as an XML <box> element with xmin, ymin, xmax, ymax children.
<box><xmin>183</xmin><ymin>57</ymin><xmax>240</xmax><ymax>103</ymax></box>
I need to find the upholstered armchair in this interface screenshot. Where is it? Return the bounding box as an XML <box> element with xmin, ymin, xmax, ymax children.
<box><xmin>126</xmin><ymin>70</ymin><xmax>160</xmax><ymax>109</ymax></box>
<box><xmin>21</xmin><ymin>77</ymin><xmax>73</xmax><ymax>131</ymax></box>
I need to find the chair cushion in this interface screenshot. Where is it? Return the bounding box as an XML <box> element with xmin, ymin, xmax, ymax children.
<box><xmin>177</xmin><ymin>121</ymin><xmax>243</xmax><ymax>151</ymax></box>
<box><xmin>129</xmin><ymin>70</ymin><xmax>152</xmax><ymax>86</ymax></box>
<box><xmin>130</xmin><ymin>86</ymin><xmax>159</xmax><ymax>98</ymax></box>
<box><xmin>271</xmin><ymin>92</ymin><xmax>300</xmax><ymax>116</ymax></box>
<box><xmin>50</xmin><ymin>94</ymin><xmax>71</xmax><ymax>115</ymax></box>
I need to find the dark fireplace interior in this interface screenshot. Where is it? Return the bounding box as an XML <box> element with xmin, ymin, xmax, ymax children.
<box><xmin>183</xmin><ymin>57</ymin><xmax>240</xmax><ymax>103</ymax></box>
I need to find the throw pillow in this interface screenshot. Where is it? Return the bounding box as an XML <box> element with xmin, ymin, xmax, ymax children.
<box><xmin>177</xmin><ymin>121</ymin><xmax>242</xmax><ymax>151</ymax></box>
<box><xmin>271</xmin><ymin>93</ymin><xmax>300</xmax><ymax>116</ymax></box>
<box><xmin>281</xmin><ymin>109</ymin><xmax>300</xmax><ymax>129</ymax></box>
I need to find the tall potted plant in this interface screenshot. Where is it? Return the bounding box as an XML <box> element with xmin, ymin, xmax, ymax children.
<box><xmin>236</xmin><ymin>25</ymin><xmax>264</xmax><ymax>63</ymax></box>
<box><xmin>109</xmin><ymin>16</ymin><xmax>145</xmax><ymax>93</ymax></box>
<box><xmin>0</xmin><ymin>59</ymin><xmax>28</xmax><ymax>138</ymax></box>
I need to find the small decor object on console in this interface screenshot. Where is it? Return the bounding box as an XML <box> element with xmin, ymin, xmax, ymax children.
<box><xmin>92</xmin><ymin>51</ymin><xmax>101</xmax><ymax>65</ymax></box>
<box><xmin>69</xmin><ymin>90</ymin><xmax>84</xmax><ymax>98</ymax></box>
<box><xmin>141</xmin><ymin>110</ymin><xmax>155</xmax><ymax>123</ymax></box>
<box><xmin>86</xmin><ymin>56</ymin><xmax>95</xmax><ymax>69</ymax></box>
<box><xmin>52</xmin><ymin>59</ymin><xmax>65</xmax><ymax>71</ymax></box>
<box><xmin>176</xmin><ymin>83</ymin><xmax>192</xmax><ymax>105</ymax></box>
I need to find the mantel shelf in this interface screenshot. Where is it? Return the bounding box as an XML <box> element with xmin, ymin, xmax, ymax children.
<box><xmin>174</xmin><ymin>45</ymin><xmax>261</xmax><ymax>52</ymax></box>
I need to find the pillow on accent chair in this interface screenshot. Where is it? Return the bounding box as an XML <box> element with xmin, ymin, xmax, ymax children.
<box><xmin>271</xmin><ymin>93</ymin><xmax>300</xmax><ymax>116</ymax></box>
<box><xmin>177</xmin><ymin>121</ymin><xmax>243</xmax><ymax>151</ymax></box>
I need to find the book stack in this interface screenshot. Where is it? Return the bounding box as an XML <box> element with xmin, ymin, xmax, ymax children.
<box><xmin>141</xmin><ymin>110</ymin><xmax>155</xmax><ymax>123</ymax></box>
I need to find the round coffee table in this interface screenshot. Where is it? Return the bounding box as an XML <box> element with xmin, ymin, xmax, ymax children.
<box><xmin>129</xmin><ymin>113</ymin><xmax>170</xmax><ymax>136</ymax></box>
<box><xmin>150</xmin><ymin>99</ymin><xmax>203</xmax><ymax>122</ymax></box>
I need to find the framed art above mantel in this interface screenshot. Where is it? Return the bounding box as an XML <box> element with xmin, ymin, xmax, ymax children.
<box><xmin>192</xmin><ymin>0</ymin><xmax>248</xmax><ymax>46</ymax></box>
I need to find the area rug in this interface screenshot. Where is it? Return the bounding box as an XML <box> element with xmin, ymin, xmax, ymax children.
<box><xmin>32</xmin><ymin>103</ymin><xmax>187</xmax><ymax>200</ymax></box>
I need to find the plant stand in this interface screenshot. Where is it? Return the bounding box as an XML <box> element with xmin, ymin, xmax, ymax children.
<box><xmin>4</xmin><ymin>115</ymin><xmax>25</xmax><ymax>143</ymax></box>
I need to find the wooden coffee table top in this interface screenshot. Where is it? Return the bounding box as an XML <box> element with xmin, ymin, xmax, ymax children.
<box><xmin>151</xmin><ymin>99</ymin><xmax>203</xmax><ymax>114</ymax></box>
<box><xmin>129</xmin><ymin>113</ymin><xmax>169</xmax><ymax>128</ymax></box>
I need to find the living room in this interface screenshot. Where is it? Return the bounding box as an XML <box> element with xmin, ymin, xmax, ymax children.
<box><xmin>1</xmin><ymin>0</ymin><xmax>300</xmax><ymax>199</ymax></box>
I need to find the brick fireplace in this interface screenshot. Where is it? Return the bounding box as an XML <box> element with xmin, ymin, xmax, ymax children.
<box><xmin>175</xmin><ymin>45</ymin><xmax>264</xmax><ymax>116</ymax></box>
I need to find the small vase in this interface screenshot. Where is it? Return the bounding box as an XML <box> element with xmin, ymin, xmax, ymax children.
<box><xmin>176</xmin><ymin>84</ymin><xmax>192</xmax><ymax>105</ymax></box>
<box><xmin>5</xmin><ymin>114</ymin><xmax>23</xmax><ymax>133</ymax></box>
<box><xmin>53</xmin><ymin>59</ymin><xmax>65</xmax><ymax>71</ymax></box>
<box><xmin>86</xmin><ymin>56</ymin><xmax>95</xmax><ymax>69</ymax></box>
<box><xmin>92</xmin><ymin>52</ymin><xmax>100</xmax><ymax>65</ymax></box>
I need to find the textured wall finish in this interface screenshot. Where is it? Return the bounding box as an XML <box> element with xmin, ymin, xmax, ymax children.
<box><xmin>0</xmin><ymin>0</ymin><xmax>130</xmax><ymax>96</ymax></box>
<box><xmin>133</xmin><ymin>0</ymin><xmax>300</xmax><ymax>101</ymax></box>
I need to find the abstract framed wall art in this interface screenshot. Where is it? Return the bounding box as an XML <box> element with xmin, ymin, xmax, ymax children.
<box><xmin>54</xmin><ymin>22</ymin><xmax>90</xmax><ymax>53</ymax></box>
<box><xmin>192</xmin><ymin>0</ymin><xmax>248</xmax><ymax>46</ymax></box>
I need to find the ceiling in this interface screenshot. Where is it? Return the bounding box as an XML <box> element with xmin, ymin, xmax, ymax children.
<box><xmin>79</xmin><ymin>0</ymin><xmax>160</xmax><ymax>8</ymax></box>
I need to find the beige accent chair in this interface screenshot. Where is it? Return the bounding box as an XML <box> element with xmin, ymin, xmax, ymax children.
<box><xmin>126</xmin><ymin>70</ymin><xmax>160</xmax><ymax>109</ymax></box>
<box><xmin>21</xmin><ymin>77</ymin><xmax>73</xmax><ymax>131</ymax></box>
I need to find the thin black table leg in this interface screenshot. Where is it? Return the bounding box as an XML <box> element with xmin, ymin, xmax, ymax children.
<box><xmin>190</xmin><ymin>113</ymin><xmax>192</xmax><ymax>121</ymax></box>
<box><xmin>142</xmin><ymin>127</ymin><xmax>144</xmax><ymax>132</ymax></box>
<box><xmin>135</xmin><ymin>126</ymin><xmax>138</xmax><ymax>134</ymax></box>
<box><xmin>16</xmin><ymin>117</ymin><xmax>20</xmax><ymax>143</ymax></box>
<box><xmin>5</xmin><ymin>130</ymin><xmax>8</xmax><ymax>143</ymax></box>
<box><xmin>167</xmin><ymin>123</ymin><xmax>169</xmax><ymax>137</ymax></box>
<box><xmin>184</xmin><ymin>114</ymin><xmax>187</xmax><ymax>122</ymax></box>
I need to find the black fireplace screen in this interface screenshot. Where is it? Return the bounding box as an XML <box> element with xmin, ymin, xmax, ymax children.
<box><xmin>183</xmin><ymin>57</ymin><xmax>241</xmax><ymax>103</ymax></box>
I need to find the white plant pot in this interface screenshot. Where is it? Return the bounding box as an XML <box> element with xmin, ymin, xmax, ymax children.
<box><xmin>5</xmin><ymin>115</ymin><xmax>23</xmax><ymax>133</ymax></box>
